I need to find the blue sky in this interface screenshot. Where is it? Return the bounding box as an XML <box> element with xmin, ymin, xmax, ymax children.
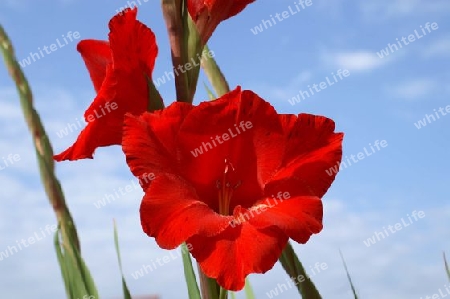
<box><xmin>0</xmin><ymin>0</ymin><xmax>449</xmax><ymax>298</ymax></box>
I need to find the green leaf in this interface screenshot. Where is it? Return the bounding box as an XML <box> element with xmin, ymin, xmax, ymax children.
<box><xmin>70</xmin><ymin>231</ymin><xmax>99</xmax><ymax>299</ymax></box>
<box><xmin>230</xmin><ymin>292</ymin><xmax>236</xmax><ymax>299</ymax></box>
<box><xmin>113</xmin><ymin>220</ymin><xmax>132</xmax><ymax>299</ymax></box>
<box><xmin>203</xmin><ymin>82</ymin><xmax>217</xmax><ymax>100</ymax></box>
<box><xmin>201</xmin><ymin>44</ymin><xmax>230</xmax><ymax>97</ymax></box>
<box><xmin>147</xmin><ymin>76</ymin><xmax>165</xmax><ymax>111</ymax></box>
<box><xmin>54</xmin><ymin>230</ymin><xmax>74</xmax><ymax>297</ymax></box>
<box><xmin>444</xmin><ymin>252</ymin><xmax>450</xmax><ymax>282</ymax></box>
<box><xmin>244</xmin><ymin>278</ymin><xmax>256</xmax><ymax>299</ymax></box>
<box><xmin>181</xmin><ymin>243</ymin><xmax>201</xmax><ymax>299</ymax></box>
<box><xmin>340</xmin><ymin>250</ymin><xmax>358</xmax><ymax>299</ymax></box>
<box><xmin>278</xmin><ymin>241</ymin><xmax>321</xmax><ymax>299</ymax></box>
<box><xmin>54</xmin><ymin>226</ymin><xmax>99</xmax><ymax>299</ymax></box>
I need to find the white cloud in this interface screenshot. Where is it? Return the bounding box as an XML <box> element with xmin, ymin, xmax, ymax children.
<box><xmin>423</xmin><ymin>37</ymin><xmax>450</xmax><ymax>58</ymax></box>
<box><xmin>326</xmin><ymin>51</ymin><xmax>389</xmax><ymax>72</ymax></box>
<box><xmin>388</xmin><ymin>79</ymin><xmax>436</xmax><ymax>100</ymax></box>
<box><xmin>360</xmin><ymin>0</ymin><xmax>450</xmax><ymax>20</ymax></box>
<box><xmin>293</xmin><ymin>71</ymin><xmax>313</xmax><ymax>84</ymax></box>
<box><xmin>253</xmin><ymin>199</ymin><xmax>450</xmax><ymax>299</ymax></box>
<box><xmin>251</xmin><ymin>70</ymin><xmax>313</xmax><ymax>104</ymax></box>
<box><xmin>2</xmin><ymin>0</ymin><xmax>74</xmax><ymax>9</ymax></box>
<box><xmin>315</xmin><ymin>0</ymin><xmax>348</xmax><ymax>19</ymax></box>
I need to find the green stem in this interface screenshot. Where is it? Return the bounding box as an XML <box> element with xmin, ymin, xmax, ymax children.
<box><xmin>197</xmin><ymin>263</ymin><xmax>220</xmax><ymax>299</ymax></box>
<box><xmin>201</xmin><ymin>44</ymin><xmax>230</xmax><ymax>97</ymax></box>
<box><xmin>0</xmin><ymin>24</ymin><xmax>80</xmax><ymax>251</ymax></box>
<box><xmin>185</xmin><ymin>14</ymin><xmax>203</xmax><ymax>101</ymax></box>
<box><xmin>161</xmin><ymin>0</ymin><xmax>190</xmax><ymax>102</ymax></box>
<box><xmin>0</xmin><ymin>23</ymin><xmax>100</xmax><ymax>299</ymax></box>
<box><xmin>219</xmin><ymin>287</ymin><xmax>228</xmax><ymax>299</ymax></box>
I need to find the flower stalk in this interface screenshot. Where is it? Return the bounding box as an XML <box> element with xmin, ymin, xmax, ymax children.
<box><xmin>197</xmin><ymin>264</ymin><xmax>220</xmax><ymax>299</ymax></box>
<box><xmin>0</xmin><ymin>24</ymin><xmax>98</xmax><ymax>299</ymax></box>
<box><xmin>161</xmin><ymin>0</ymin><xmax>191</xmax><ymax>102</ymax></box>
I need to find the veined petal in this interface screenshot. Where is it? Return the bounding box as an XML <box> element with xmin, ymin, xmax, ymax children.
<box><xmin>55</xmin><ymin>8</ymin><xmax>159</xmax><ymax>161</ymax></box>
<box><xmin>54</xmin><ymin>66</ymin><xmax>120</xmax><ymax>160</ymax></box>
<box><xmin>242</xmin><ymin>196</ymin><xmax>323</xmax><ymax>244</ymax></box>
<box><xmin>189</xmin><ymin>222</ymin><xmax>288</xmax><ymax>291</ymax></box>
<box><xmin>122</xmin><ymin>104</ymin><xmax>193</xmax><ymax>190</ymax></box>
<box><xmin>141</xmin><ymin>174</ymin><xmax>232</xmax><ymax>249</ymax></box>
<box><xmin>188</xmin><ymin>0</ymin><xmax>255</xmax><ymax>42</ymax></box>
<box><xmin>108</xmin><ymin>7</ymin><xmax>157</xmax><ymax>75</ymax></box>
<box><xmin>177</xmin><ymin>87</ymin><xmax>285</xmax><ymax>210</ymax></box>
<box><xmin>266</xmin><ymin>114</ymin><xmax>343</xmax><ymax>198</ymax></box>
<box><xmin>53</xmin><ymin>106</ymin><xmax>122</xmax><ymax>160</ymax></box>
<box><xmin>77</xmin><ymin>40</ymin><xmax>111</xmax><ymax>93</ymax></box>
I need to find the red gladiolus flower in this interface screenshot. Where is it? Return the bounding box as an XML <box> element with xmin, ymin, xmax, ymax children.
<box><xmin>188</xmin><ymin>0</ymin><xmax>256</xmax><ymax>43</ymax></box>
<box><xmin>122</xmin><ymin>87</ymin><xmax>343</xmax><ymax>290</ymax></box>
<box><xmin>54</xmin><ymin>8</ymin><xmax>159</xmax><ymax>161</ymax></box>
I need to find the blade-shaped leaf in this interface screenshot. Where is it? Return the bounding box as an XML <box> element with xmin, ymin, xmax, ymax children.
<box><xmin>54</xmin><ymin>226</ymin><xmax>99</xmax><ymax>299</ymax></box>
<box><xmin>54</xmin><ymin>230</ymin><xmax>74</xmax><ymax>297</ymax></box>
<box><xmin>201</xmin><ymin>44</ymin><xmax>230</xmax><ymax>97</ymax></box>
<box><xmin>340</xmin><ymin>250</ymin><xmax>358</xmax><ymax>299</ymax></box>
<box><xmin>203</xmin><ymin>82</ymin><xmax>217</xmax><ymax>100</ymax></box>
<box><xmin>113</xmin><ymin>220</ymin><xmax>132</xmax><ymax>299</ymax></box>
<box><xmin>278</xmin><ymin>241</ymin><xmax>321</xmax><ymax>299</ymax></box>
<box><xmin>182</xmin><ymin>243</ymin><xmax>201</xmax><ymax>299</ymax></box>
<box><xmin>444</xmin><ymin>252</ymin><xmax>450</xmax><ymax>282</ymax></box>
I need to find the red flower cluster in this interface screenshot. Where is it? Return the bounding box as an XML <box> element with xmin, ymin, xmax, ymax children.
<box><xmin>54</xmin><ymin>5</ymin><xmax>343</xmax><ymax>292</ymax></box>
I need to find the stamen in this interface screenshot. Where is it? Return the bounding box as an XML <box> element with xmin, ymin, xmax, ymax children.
<box><xmin>217</xmin><ymin>159</ymin><xmax>241</xmax><ymax>215</ymax></box>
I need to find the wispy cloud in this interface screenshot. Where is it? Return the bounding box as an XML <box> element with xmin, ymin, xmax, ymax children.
<box><xmin>252</xmin><ymin>70</ymin><xmax>313</xmax><ymax>103</ymax></box>
<box><xmin>325</xmin><ymin>51</ymin><xmax>390</xmax><ymax>72</ymax></box>
<box><xmin>388</xmin><ymin>79</ymin><xmax>436</xmax><ymax>100</ymax></box>
<box><xmin>360</xmin><ymin>0</ymin><xmax>450</xmax><ymax>19</ymax></box>
<box><xmin>423</xmin><ymin>36</ymin><xmax>450</xmax><ymax>57</ymax></box>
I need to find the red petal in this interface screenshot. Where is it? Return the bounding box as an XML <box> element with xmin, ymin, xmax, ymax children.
<box><xmin>54</xmin><ymin>121</ymin><xmax>120</xmax><ymax>161</ymax></box>
<box><xmin>84</xmin><ymin>7</ymin><xmax>158</xmax><ymax>120</ymax></box>
<box><xmin>266</xmin><ymin>114</ymin><xmax>343</xmax><ymax>198</ymax></box>
<box><xmin>189</xmin><ymin>222</ymin><xmax>288</xmax><ymax>291</ymax></box>
<box><xmin>177</xmin><ymin>88</ymin><xmax>285</xmax><ymax>210</ymax></box>
<box><xmin>77</xmin><ymin>40</ymin><xmax>111</xmax><ymax>93</ymax></box>
<box><xmin>241</xmin><ymin>196</ymin><xmax>323</xmax><ymax>244</ymax></box>
<box><xmin>141</xmin><ymin>174</ymin><xmax>232</xmax><ymax>249</ymax></box>
<box><xmin>54</xmin><ymin>67</ymin><xmax>121</xmax><ymax>161</ymax></box>
<box><xmin>189</xmin><ymin>0</ymin><xmax>255</xmax><ymax>22</ymax></box>
<box><xmin>122</xmin><ymin>103</ymin><xmax>194</xmax><ymax>190</ymax></box>
<box><xmin>188</xmin><ymin>0</ymin><xmax>255</xmax><ymax>42</ymax></box>
<box><xmin>55</xmin><ymin>8</ymin><xmax>158</xmax><ymax>161</ymax></box>
<box><xmin>108</xmin><ymin>8</ymin><xmax>157</xmax><ymax>75</ymax></box>
<box><xmin>225</xmin><ymin>0</ymin><xmax>256</xmax><ymax>19</ymax></box>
